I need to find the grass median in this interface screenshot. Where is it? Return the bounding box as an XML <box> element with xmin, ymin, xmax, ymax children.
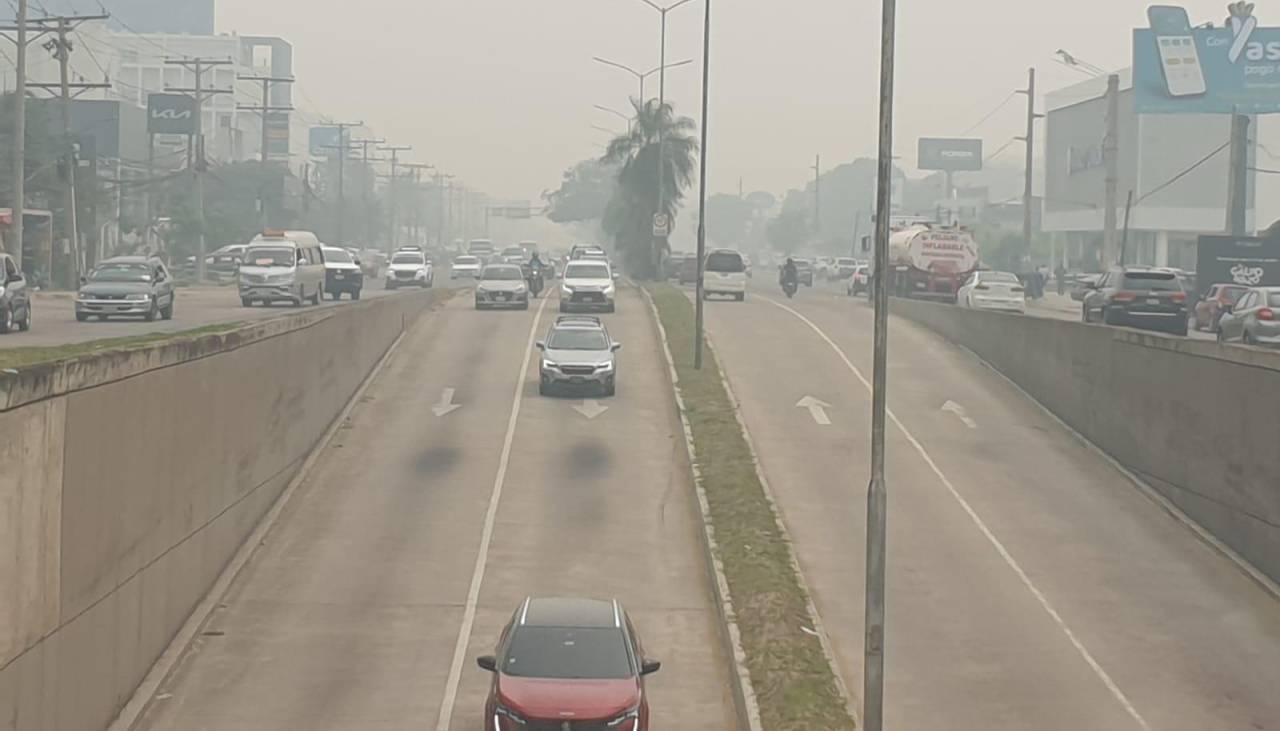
<box><xmin>0</xmin><ymin>322</ymin><xmax>244</xmax><ymax>370</ymax></box>
<box><xmin>646</xmin><ymin>283</ymin><xmax>856</xmax><ymax>730</ymax></box>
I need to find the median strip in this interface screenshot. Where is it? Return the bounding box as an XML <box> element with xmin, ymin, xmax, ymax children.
<box><xmin>0</xmin><ymin>322</ymin><xmax>244</xmax><ymax>370</ymax></box>
<box><xmin>644</xmin><ymin>282</ymin><xmax>857</xmax><ymax>731</ymax></box>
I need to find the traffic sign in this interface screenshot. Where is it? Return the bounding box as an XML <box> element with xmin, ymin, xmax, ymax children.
<box><xmin>652</xmin><ymin>213</ymin><xmax>670</xmax><ymax>237</ymax></box>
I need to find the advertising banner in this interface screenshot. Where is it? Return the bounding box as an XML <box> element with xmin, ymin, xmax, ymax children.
<box><xmin>1196</xmin><ymin>234</ymin><xmax>1280</xmax><ymax>297</ymax></box>
<box><xmin>308</xmin><ymin>126</ymin><xmax>343</xmax><ymax>158</ymax></box>
<box><xmin>917</xmin><ymin>138</ymin><xmax>984</xmax><ymax>171</ymax></box>
<box><xmin>146</xmin><ymin>93</ymin><xmax>197</xmax><ymax>135</ymax></box>
<box><xmin>1134</xmin><ymin>4</ymin><xmax>1280</xmax><ymax>114</ymax></box>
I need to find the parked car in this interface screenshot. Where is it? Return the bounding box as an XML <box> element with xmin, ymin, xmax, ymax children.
<box><xmin>1217</xmin><ymin>286</ymin><xmax>1280</xmax><ymax>347</ymax></box>
<box><xmin>0</xmin><ymin>252</ymin><xmax>32</xmax><ymax>333</ymax></box>
<box><xmin>385</xmin><ymin>249</ymin><xmax>433</xmax><ymax>289</ymax></box>
<box><xmin>958</xmin><ymin>270</ymin><xmax>1026</xmax><ymax>313</ymax></box>
<box><xmin>1070</xmin><ymin>273</ymin><xmax>1102</xmax><ymax>301</ymax></box>
<box><xmin>846</xmin><ymin>264</ymin><xmax>871</xmax><ymax>297</ymax></box>
<box><xmin>537</xmin><ymin>315</ymin><xmax>620</xmax><ymax>396</ymax></box>
<box><xmin>239</xmin><ymin>230</ymin><xmax>326</xmax><ymax>307</ymax></box>
<box><xmin>321</xmin><ymin>246</ymin><xmax>363</xmax><ymax>300</ymax></box>
<box><xmin>476</xmin><ymin>597</ymin><xmax>660</xmax><ymax>731</ymax></box>
<box><xmin>703</xmin><ymin>249</ymin><xmax>748</xmax><ymax>301</ymax></box>
<box><xmin>76</xmin><ymin>256</ymin><xmax>175</xmax><ymax>322</ymax></box>
<box><xmin>1192</xmin><ymin>283</ymin><xmax>1247</xmax><ymax>332</ymax></box>
<box><xmin>560</xmin><ymin>259</ymin><xmax>617</xmax><ymax>312</ymax></box>
<box><xmin>1082</xmin><ymin>267</ymin><xmax>1188</xmax><ymax>335</ymax></box>
<box><xmin>475</xmin><ymin>263</ymin><xmax>529</xmax><ymax>310</ymax></box>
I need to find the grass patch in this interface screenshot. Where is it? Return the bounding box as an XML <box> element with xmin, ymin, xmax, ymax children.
<box><xmin>0</xmin><ymin>322</ymin><xmax>245</xmax><ymax>370</ymax></box>
<box><xmin>646</xmin><ymin>283</ymin><xmax>856</xmax><ymax>730</ymax></box>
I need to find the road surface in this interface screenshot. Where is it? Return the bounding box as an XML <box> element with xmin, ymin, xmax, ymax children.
<box><xmin>134</xmin><ymin>286</ymin><xmax>735</xmax><ymax>730</ymax></box>
<box><xmin>696</xmin><ymin>284</ymin><xmax>1280</xmax><ymax>730</ymax></box>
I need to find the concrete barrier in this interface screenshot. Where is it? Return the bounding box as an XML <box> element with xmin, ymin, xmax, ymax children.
<box><xmin>0</xmin><ymin>291</ymin><xmax>440</xmax><ymax>730</ymax></box>
<box><xmin>891</xmin><ymin>299</ymin><xmax>1280</xmax><ymax>585</ymax></box>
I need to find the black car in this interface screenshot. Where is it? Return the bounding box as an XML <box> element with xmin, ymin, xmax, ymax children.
<box><xmin>321</xmin><ymin>246</ymin><xmax>363</xmax><ymax>300</ymax></box>
<box><xmin>0</xmin><ymin>252</ymin><xmax>32</xmax><ymax>333</ymax></box>
<box><xmin>1082</xmin><ymin>267</ymin><xmax>1188</xmax><ymax>335</ymax></box>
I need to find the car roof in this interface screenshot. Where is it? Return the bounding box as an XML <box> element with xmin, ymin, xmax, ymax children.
<box><xmin>101</xmin><ymin>256</ymin><xmax>155</xmax><ymax>264</ymax></box>
<box><xmin>483</xmin><ymin>263</ymin><xmax>521</xmax><ymax>270</ymax></box>
<box><xmin>553</xmin><ymin>314</ymin><xmax>606</xmax><ymax>328</ymax></box>
<box><xmin>519</xmin><ymin>597</ymin><xmax>621</xmax><ymax>628</ymax></box>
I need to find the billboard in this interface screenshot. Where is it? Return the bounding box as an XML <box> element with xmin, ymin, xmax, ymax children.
<box><xmin>917</xmin><ymin>138</ymin><xmax>984</xmax><ymax>171</ymax></box>
<box><xmin>308</xmin><ymin>126</ymin><xmax>344</xmax><ymax>158</ymax></box>
<box><xmin>1134</xmin><ymin>5</ymin><xmax>1280</xmax><ymax>114</ymax></box>
<box><xmin>1196</xmin><ymin>234</ymin><xmax>1280</xmax><ymax>296</ymax></box>
<box><xmin>146</xmin><ymin>94</ymin><xmax>197</xmax><ymax>136</ymax></box>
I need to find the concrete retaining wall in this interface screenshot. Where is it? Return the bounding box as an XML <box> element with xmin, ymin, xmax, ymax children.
<box><xmin>0</xmin><ymin>291</ymin><xmax>439</xmax><ymax>730</ymax></box>
<box><xmin>891</xmin><ymin>299</ymin><xmax>1280</xmax><ymax>584</ymax></box>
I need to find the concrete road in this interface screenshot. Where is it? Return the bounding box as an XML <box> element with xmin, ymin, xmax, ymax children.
<box><xmin>134</xmin><ymin>287</ymin><xmax>735</xmax><ymax>730</ymax></box>
<box><xmin>696</xmin><ymin>284</ymin><xmax>1280</xmax><ymax>730</ymax></box>
<box><xmin>0</xmin><ymin>278</ymin><xmax>470</xmax><ymax>349</ymax></box>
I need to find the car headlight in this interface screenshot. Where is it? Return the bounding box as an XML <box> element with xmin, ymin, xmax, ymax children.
<box><xmin>541</xmin><ymin>359</ymin><xmax>557</xmax><ymax>370</ymax></box>
<box><xmin>416</xmin><ymin>269</ymin><xmax>428</xmax><ymax>277</ymax></box>
<box><xmin>561</xmin><ymin>284</ymin><xmax>573</xmax><ymax>295</ymax></box>
<box><xmin>604</xmin><ymin>284</ymin><xmax>616</xmax><ymax>296</ymax></box>
<box><xmin>77</xmin><ymin>291</ymin><xmax>91</xmax><ymax>300</ymax></box>
<box><xmin>516</xmin><ymin>284</ymin><xmax>527</xmax><ymax>293</ymax></box>
<box><xmin>606</xmin><ymin>706</ymin><xmax>640</xmax><ymax>727</ymax></box>
<box><xmin>494</xmin><ymin>704</ymin><xmax>526</xmax><ymax>725</ymax></box>
<box><xmin>598</xmin><ymin>360</ymin><xmax>615</xmax><ymax>372</ymax></box>
<box><xmin>125</xmin><ymin>293</ymin><xmax>151</xmax><ymax>301</ymax></box>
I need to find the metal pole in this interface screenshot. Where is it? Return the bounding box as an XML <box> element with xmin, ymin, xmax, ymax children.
<box><xmin>260</xmin><ymin>78</ymin><xmax>270</xmax><ymax>164</ymax></box>
<box><xmin>1226</xmin><ymin>113</ymin><xmax>1250</xmax><ymax>236</ymax></box>
<box><xmin>1120</xmin><ymin>189</ymin><xmax>1134</xmax><ymax>266</ymax></box>
<box><xmin>1021</xmin><ymin>67</ymin><xmax>1036</xmax><ymax>265</ymax></box>
<box><xmin>1102</xmin><ymin>73</ymin><xmax>1119</xmax><ymax>265</ymax></box>
<box><xmin>11</xmin><ymin>0</ymin><xmax>26</xmax><ymax>271</ymax></box>
<box><xmin>194</xmin><ymin>59</ymin><xmax>206</xmax><ymax>281</ymax></box>
<box><xmin>145</xmin><ymin>133</ymin><xmax>154</xmax><ymax>250</ymax></box>
<box><xmin>865</xmin><ymin>0</ymin><xmax>897</xmax><ymax>725</ymax></box>
<box><xmin>56</xmin><ymin>17</ymin><xmax>80</xmax><ymax>282</ymax></box>
<box><xmin>656</xmin><ymin>10</ymin><xmax>667</xmax><ymax>277</ymax></box>
<box><xmin>693</xmin><ymin>0</ymin><xmax>710</xmax><ymax>370</ymax></box>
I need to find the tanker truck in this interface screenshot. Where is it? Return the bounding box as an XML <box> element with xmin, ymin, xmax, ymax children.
<box><xmin>885</xmin><ymin>225</ymin><xmax>980</xmax><ymax>302</ymax></box>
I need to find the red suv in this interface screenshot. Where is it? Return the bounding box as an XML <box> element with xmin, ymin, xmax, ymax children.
<box><xmin>1192</xmin><ymin>283</ymin><xmax>1247</xmax><ymax>332</ymax></box>
<box><xmin>477</xmin><ymin>597</ymin><xmax>661</xmax><ymax>730</ymax></box>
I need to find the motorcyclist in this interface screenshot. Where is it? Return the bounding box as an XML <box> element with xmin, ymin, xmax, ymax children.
<box><xmin>781</xmin><ymin>257</ymin><xmax>798</xmax><ymax>287</ymax></box>
<box><xmin>525</xmin><ymin>252</ymin><xmax>546</xmax><ymax>297</ymax></box>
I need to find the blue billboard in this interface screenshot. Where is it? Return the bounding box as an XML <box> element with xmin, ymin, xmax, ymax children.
<box><xmin>1134</xmin><ymin>5</ymin><xmax>1280</xmax><ymax>114</ymax></box>
<box><xmin>308</xmin><ymin>126</ymin><xmax>344</xmax><ymax>158</ymax></box>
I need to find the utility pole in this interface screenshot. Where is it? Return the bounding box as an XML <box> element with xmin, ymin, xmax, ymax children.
<box><xmin>1226</xmin><ymin>112</ymin><xmax>1250</xmax><ymax>236</ymax></box>
<box><xmin>693</xmin><ymin>0</ymin><xmax>711</xmax><ymax>370</ymax></box>
<box><xmin>350</xmin><ymin>137</ymin><xmax>384</xmax><ymax>246</ymax></box>
<box><xmin>319</xmin><ymin>121</ymin><xmax>361</xmax><ymax>246</ymax></box>
<box><xmin>1102</xmin><ymin>73</ymin><xmax>1120</xmax><ymax>266</ymax></box>
<box><xmin>434</xmin><ymin>172</ymin><xmax>454</xmax><ymax>247</ymax></box>
<box><xmin>380</xmin><ymin>145</ymin><xmax>411</xmax><ymax>250</ymax></box>
<box><xmin>402</xmin><ymin>162</ymin><xmax>433</xmax><ymax>246</ymax></box>
<box><xmin>9</xmin><ymin>0</ymin><xmax>27</xmax><ymax>270</ymax></box>
<box><xmin>236</xmin><ymin>74</ymin><xmax>294</xmax><ymax>164</ymax></box>
<box><xmin>165</xmin><ymin>56</ymin><xmax>233</xmax><ymax>281</ymax></box>
<box><xmin>1016</xmin><ymin>68</ymin><xmax>1039</xmax><ymax>267</ymax></box>
<box><xmin>813</xmin><ymin>154</ymin><xmax>821</xmax><ymax>232</ymax></box>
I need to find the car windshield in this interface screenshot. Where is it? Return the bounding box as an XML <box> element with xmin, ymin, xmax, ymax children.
<box><xmin>981</xmin><ymin>272</ymin><xmax>1020</xmax><ymax>284</ymax></box>
<box><xmin>392</xmin><ymin>254</ymin><xmax>423</xmax><ymax>265</ymax></box>
<box><xmin>244</xmin><ymin>247</ymin><xmax>295</xmax><ymax>267</ymax></box>
<box><xmin>706</xmin><ymin>252</ymin><xmax>745</xmax><ymax>273</ymax></box>
<box><xmin>1269</xmin><ymin>292</ymin><xmax>1280</xmax><ymax>307</ymax></box>
<box><xmin>1122</xmin><ymin>272</ymin><xmax>1181</xmax><ymax>291</ymax></box>
<box><xmin>548</xmin><ymin>328</ymin><xmax>609</xmax><ymax>350</ymax></box>
<box><xmin>566</xmin><ymin>264</ymin><xmax>610</xmax><ymax>279</ymax></box>
<box><xmin>455</xmin><ymin>256</ymin><xmax>478</xmax><ymax>265</ymax></box>
<box><xmin>483</xmin><ymin>266</ymin><xmax>522</xmax><ymax>281</ymax></box>
<box><xmin>1221</xmin><ymin>287</ymin><xmax>1247</xmax><ymax>304</ymax></box>
<box><xmin>89</xmin><ymin>263</ymin><xmax>151</xmax><ymax>282</ymax></box>
<box><xmin>324</xmin><ymin>249</ymin><xmax>352</xmax><ymax>263</ymax></box>
<box><xmin>502</xmin><ymin>627</ymin><xmax>632</xmax><ymax>679</ymax></box>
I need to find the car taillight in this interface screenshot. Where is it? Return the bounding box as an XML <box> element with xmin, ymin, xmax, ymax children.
<box><xmin>1259</xmin><ymin>308</ymin><xmax>1275</xmax><ymax>321</ymax></box>
<box><xmin>975</xmin><ymin>284</ymin><xmax>989</xmax><ymax>290</ymax></box>
<box><xmin>1111</xmin><ymin>291</ymin><xmax>1137</xmax><ymax>302</ymax></box>
<box><xmin>1011</xmin><ymin>286</ymin><xmax>1024</xmax><ymax>293</ymax></box>
<box><xmin>1169</xmin><ymin>292</ymin><xmax>1186</xmax><ymax>303</ymax></box>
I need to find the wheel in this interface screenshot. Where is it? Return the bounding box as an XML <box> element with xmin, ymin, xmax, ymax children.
<box><xmin>603</xmin><ymin>382</ymin><xmax>616</xmax><ymax>397</ymax></box>
<box><xmin>352</xmin><ymin>289</ymin><xmax>361</xmax><ymax>301</ymax></box>
<box><xmin>311</xmin><ymin>285</ymin><xmax>322</xmax><ymax>305</ymax></box>
<box><xmin>161</xmin><ymin>299</ymin><xmax>174</xmax><ymax>320</ymax></box>
<box><xmin>0</xmin><ymin>305</ymin><xmax>12</xmax><ymax>333</ymax></box>
<box><xmin>539</xmin><ymin>381</ymin><xmax>550</xmax><ymax>396</ymax></box>
<box><xmin>1170</xmin><ymin>321</ymin><xmax>1188</xmax><ymax>337</ymax></box>
<box><xmin>241</xmin><ymin>298</ymin><xmax>254</xmax><ymax>308</ymax></box>
<box><xmin>144</xmin><ymin>301</ymin><xmax>158</xmax><ymax>322</ymax></box>
<box><xmin>735</xmin><ymin>293</ymin><xmax>745</xmax><ymax>302</ymax></box>
<box><xmin>1102</xmin><ymin>307</ymin><xmax>1121</xmax><ymax>326</ymax></box>
<box><xmin>76</xmin><ymin>311</ymin><xmax>89</xmax><ymax>322</ymax></box>
<box><xmin>606</xmin><ymin>303</ymin><xmax>616</xmax><ymax>313</ymax></box>
<box><xmin>1217</xmin><ymin>328</ymin><xmax>1227</xmax><ymax>344</ymax></box>
<box><xmin>17</xmin><ymin>301</ymin><xmax>31</xmax><ymax>331</ymax></box>
<box><xmin>386</xmin><ymin>282</ymin><xmax>397</xmax><ymax>290</ymax></box>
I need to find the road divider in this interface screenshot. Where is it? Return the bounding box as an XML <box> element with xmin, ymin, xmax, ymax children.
<box><xmin>643</xmin><ymin>283</ymin><xmax>857</xmax><ymax>731</ymax></box>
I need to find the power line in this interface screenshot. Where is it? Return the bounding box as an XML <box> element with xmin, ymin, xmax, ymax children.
<box><xmin>1249</xmin><ymin>166</ymin><xmax>1280</xmax><ymax>175</ymax></box>
<box><xmin>983</xmin><ymin>137</ymin><xmax>1018</xmax><ymax>162</ymax></box>
<box><xmin>1135</xmin><ymin>141</ymin><xmax>1229</xmax><ymax>204</ymax></box>
<box><xmin>958</xmin><ymin>92</ymin><xmax>1016</xmax><ymax>137</ymax></box>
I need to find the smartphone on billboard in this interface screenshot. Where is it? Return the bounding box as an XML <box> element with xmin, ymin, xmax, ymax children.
<box><xmin>1148</xmin><ymin>5</ymin><xmax>1207</xmax><ymax>97</ymax></box>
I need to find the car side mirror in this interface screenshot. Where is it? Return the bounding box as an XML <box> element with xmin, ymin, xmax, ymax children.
<box><xmin>613</xmin><ymin>272</ymin><xmax>620</xmax><ymax>281</ymax></box>
<box><xmin>536</xmin><ymin>341</ymin><xmax>546</xmax><ymax>351</ymax></box>
<box><xmin>79</xmin><ymin>275</ymin><xmax>87</xmax><ymax>285</ymax></box>
<box><xmin>641</xmin><ymin>660</ymin><xmax>661</xmax><ymax>676</ymax></box>
<box><xmin>476</xmin><ymin>655</ymin><xmax>498</xmax><ymax>673</ymax></box>
<box><xmin>611</xmin><ymin>342</ymin><xmax>622</xmax><ymax>352</ymax></box>
<box><xmin>1221</xmin><ymin>304</ymin><xmax>1234</xmax><ymax>314</ymax></box>
<box><xmin>7</xmin><ymin>272</ymin><xmax>21</xmax><ymax>284</ymax></box>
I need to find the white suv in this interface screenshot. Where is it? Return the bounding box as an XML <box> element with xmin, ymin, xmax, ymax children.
<box><xmin>560</xmin><ymin>260</ymin><xmax>617</xmax><ymax>313</ymax></box>
<box><xmin>703</xmin><ymin>249</ymin><xmax>748</xmax><ymax>301</ymax></box>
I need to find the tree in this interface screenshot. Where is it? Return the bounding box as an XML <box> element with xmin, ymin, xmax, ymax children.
<box><xmin>704</xmin><ymin>193</ymin><xmax>754</xmax><ymax>248</ymax></box>
<box><xmin>767</xmin><ymin>209</ymin><xmax>809</xmax><ymax>254</ymax></box>
<box><xmin>601</xmin><ymin>99</ymin><xmax>698</xmax><ymax>278</ymax></box>
<box><xmin>544</xmin><ymin>158</ymin><xmax>618</xmax><ymax>224</ymax></box>
<box><xmin>158</xmin><ymin>161</ymin><xmax>297</xmax><ymax>259</ymax></box>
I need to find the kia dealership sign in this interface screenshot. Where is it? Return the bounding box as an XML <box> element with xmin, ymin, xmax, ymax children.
<box><xmin>147</xmin><ymin>93</ymin><xmax>197</xmax><ymax>135</ymax></box>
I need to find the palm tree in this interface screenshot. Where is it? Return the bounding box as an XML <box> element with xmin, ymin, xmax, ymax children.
<box><xmin>601</xmin><ymin>99</ymin><xmax>698</xmax><ymax>278</ymax></box>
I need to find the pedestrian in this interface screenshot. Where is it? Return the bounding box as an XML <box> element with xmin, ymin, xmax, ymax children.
<box><xmin>1055</xmin><ymin>262</ymin><xmax>1067</xmax><ymax>296</ymax></box>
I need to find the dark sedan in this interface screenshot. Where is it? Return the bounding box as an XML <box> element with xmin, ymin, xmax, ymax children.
<box><xmin>1082</xmin><ymin>267</ymin><xmax>1187</xmax><ymax>336</ymax></box>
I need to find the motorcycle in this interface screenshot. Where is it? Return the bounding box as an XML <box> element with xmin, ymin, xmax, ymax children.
<box><xmin>524</xmin><ymin>263</ymin><xmax>545</xmax><ymax>298</ymax></box>
<box><xmin>781</xmin><ymin>277</ymin><xmax>798</xmax><ymax>299</ymax></box>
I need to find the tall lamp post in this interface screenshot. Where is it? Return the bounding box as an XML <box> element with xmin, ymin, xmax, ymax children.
<box><xmin>594</xmin><ymin>104</ymin><xmax>634</xmax><ymax>134</ymax></box>
<box><xmin>592</xmin><ymin>56</ymin><xmax>694</xmax><ymax>104</ymax></box>
<box><xmin>693</xmin><ymin>0</ymin><xmax>711</xmax><ymax>369</ymax></box>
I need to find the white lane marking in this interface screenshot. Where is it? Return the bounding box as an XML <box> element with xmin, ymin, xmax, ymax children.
<box><xmin>758</xmin><ymin>294</ymin><xmax>1152</xmax><ymax>731</ymax></box>
<box><xmin>941</xmin><ymin>399</ymin><xmax>978</xmax><ymax>429</ymax></box>
<box><xmin>572</xmin><ymin>398</ymin><xmax>609</xmax><ymax>419</ymax></box>
<box><xmin>796</xmin><ymin>395</ymin><xmax>833</xmax><ymax>425</ymax></box>
<box><xmin>434</xmin><ymin>295</ymin><xmax>549</xmax><ymax>731</ymax></box>
<box><xmin>432</xmin><ymin>387</ymin><xmax>462</xmax><ymax>417</ymax></box>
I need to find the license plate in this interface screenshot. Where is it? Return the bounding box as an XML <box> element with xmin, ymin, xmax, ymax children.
<box><xmin>571</xmin><ymin>376</ymin><xmax>585</xmax><ymax>384</ymax></box>
<box><xmin>334</xmin><ymin>273</ymin><xmax>345</xmax><ymax>279</ymax></box>
<box><xmin>498</xmin><ymin>294</ymin><xmax>509</xmax><ymax>301</ymax></box>
<box><xmin>1147</xmin><ymin>298</ymin><xmax>1160</xmax><ymax>305</ymax></box>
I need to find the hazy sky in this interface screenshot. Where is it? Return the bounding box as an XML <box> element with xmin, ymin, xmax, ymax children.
<box><xmin>216</xmin><ymin>1</ymin><xmax>1254</xmax><ymax>204</ymax></box>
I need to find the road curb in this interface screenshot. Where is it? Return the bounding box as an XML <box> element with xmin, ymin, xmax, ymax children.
<box><xmin>639</xmin><ymin>285</ymin><xmax>764</xmax><ymax>731</ymax></box>
<box><xmin>106</xmin><ymin>300</ymin><xmax>433</xmax><ymax>731</ymax></box>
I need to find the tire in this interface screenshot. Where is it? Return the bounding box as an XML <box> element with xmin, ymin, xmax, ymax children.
<box><xmin>144</xmin><ymin>301</ymin><xmax>158</xmax><ymax>322</ymax></box>
<box><xmin>386</xmin><ymin>282</ymin><xmax>397</xmax><ymax>290</ymax></box>
<box><xmin>735</xmin><ymin>293</ymin><xmax>745</xmax><ymax>302</ymax></box>
<box><xmin>1103</xmin><ymin>307</ymin><xmax>1121</xmax><ymax>326</ymax></box>
<box><xmin>161</xmin><ymin>299</ymin><xmax>174</xmax><ymax>320</ymax></box>
<box><xmin>539</xmin><ymin>381</ymin><xmax>550</xmax><ymax>396</ymax></box>
<box><xmin>76</xmin><ymin>311</ymin><xmax>89</xmax><ymax>322</ymax></box>
<box><xmin>18</xmin><ymin>301</ymin><xmax>31</xmax><ymax>331</ymax></box>
<box><xmin>352</xmin><ymin>289</ymin><xmax>361</xmax><ymax>301</ymax></box>
<box><xmin>311</xmin><ymin>285</ymin><xmax>322</xmax><ymax>305</ymax></box>
<box><xmin>0</xmin><ymin>305</ymin><xmax>12</xmax><ymax>333</ymax></box>
<box><xmin>603</xmin><ymin>380</ymin><xmax>616</xmax><ymax>397</ymax></box>
<box><xmin>241</xmin><ymin>298</ymin><xmax>254</xmax><ymax>308</ymax></box>
<box><xmin>1170</xmin><ymin>321</ymin><xmax>1188</xmax><ymax>337</ymax></box>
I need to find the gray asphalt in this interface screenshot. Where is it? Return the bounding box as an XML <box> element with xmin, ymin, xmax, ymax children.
<box><xmin>134</xmin><ymin>286</ymin><xmax>735</xmax><ymax>730</ymax></box>
<box><xmin>695</xmin><ymin>283</ymin><xmax>1280</xmax><ymax>730</ymax></box>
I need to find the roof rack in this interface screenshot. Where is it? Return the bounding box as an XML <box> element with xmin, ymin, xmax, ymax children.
<box><xmin>554</xmin><ymin>314</ymin><xmax>604</xmax><ymax>326</ymax></box>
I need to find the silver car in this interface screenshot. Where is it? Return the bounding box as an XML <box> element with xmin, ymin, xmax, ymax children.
<box><xmin>76</xmin><ymin>256</ymin><xmax>176</xmax><ymax>322</ymax></box>
<box><xmin>1217</xmin><ymin>286</ymin><xmax>1280</xmax><ymax>347</ymax></box>
<box><xmin>536</xmin><ymin>315</ymin><xmax>620</xmax><ymax>396</ymax></box>
<box><xmin>474</xmin><ymin>264</ymin><xmax>529</xmax><ymax>310</ymax></box>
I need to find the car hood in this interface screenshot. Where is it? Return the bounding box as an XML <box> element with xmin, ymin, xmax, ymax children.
<box><xmin>79</xmin><ymin>282</ymin><xmax>152</xmax><ymax>296</ymax></box>
<box><xmin>388</xmin><ymin>262</ymin><xmax>427</xmax><ymax>272</ymax></box>
<box><xmin>478</xmin><ymin>280</ymin><xmax>525</xmax><ymax>291</ymax></box>
<box><xmin>544</xmin><ymin>347</ymin><xmax>613</xmax><ymax>366</ymax></box>
<box><xmin>326</xmin><ymin>262</ymin><xmax>361</xmax><ymax>272</ymax></box>
<box><xmin>498</xmin><ymin>676</ymin><xmax>639</xmax><ymax>721</ymax></box>
<box><xmin>240</xmin><ymin>265</ymin><xmax>291</xmax><ymax>277</ymax></box>
<box><xmin>453</xmin><ymin>262</ymin><xmax>480</xmax><ymax>269</ymax></box>
<box><xmin>563</xmin><ymin>277</ymin><xmax>613</xmax><ymax>290</ymax></box>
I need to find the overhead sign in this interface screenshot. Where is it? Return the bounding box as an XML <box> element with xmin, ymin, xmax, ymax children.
<box><xmin>146</xmin><ymin>94</ymin><xmax>197</xmax><ymax>135</ymax></box>
<box><xmin>1196</xmin><ymin>234</ymin><xmax>1280</xmax><ymax>297</ymax></box>
<box><xmin>917</xmin><ymin>138</ymin><xmax>984</xmax><ymax>171</ymax></box>
<box><xmin>652</xmin><ymin>213</ymin><xmax>670</xmax><ymax>237</ymax></box>
<box><xmin>1134</xmin><ymin>4</ymin><xmax>1280</xmax><ymax>114</ymax></box>
<box><xmin>308</xmin><ymin>126</ymin><xmax>343</xmax><ymax>158</ymax></box>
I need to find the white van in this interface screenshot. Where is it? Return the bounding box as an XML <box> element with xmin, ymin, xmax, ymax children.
<box><xmin>703</xmin><ymin>249</ymin><xmax>748</xmax><ymax>301</ymax></box>
<box><xmin>238</xmin><ymin>230</ymin><xmax>326</xmax><ymax>307</ymax></box>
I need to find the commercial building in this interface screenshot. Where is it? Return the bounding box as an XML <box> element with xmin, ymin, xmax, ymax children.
<box><xmin>1042</xmin><ymin>68</ymin><xmax>1256</xmax><ymax>270</ymax></box>
<box><xmin>40</xmin><ymin>0</ymin><xmax>214</xmax><ymax>35</ymax></box>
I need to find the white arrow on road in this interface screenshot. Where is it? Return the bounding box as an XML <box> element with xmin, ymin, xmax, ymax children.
<box><xmin>432</xmin><ymin>388</ymin><xmax>462</xmax><ymax>417</ymax></box>
<box><xmin>942</xmin><ymin>400</ymin><xmax>977</xmax><ymax>429</ymax></box>
<box><xmin>796</xmin><ymin>395</ymin><xmax>832</xmax><ymax>426</ymax></box>
<box><xmin>573</xmin><ymin>399</ymin><xmax>610</xmax><ymax>420</ymax></box>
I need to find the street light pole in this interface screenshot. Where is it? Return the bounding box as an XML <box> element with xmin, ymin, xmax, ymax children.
<box><xmin>593</xmin><ymin>57</ymin><xmax>694</xmax><ymax>107</ymax></box>
<box><xmin>693</xmin><ymin>0</ymin><xmax>711</xmax><ymax>370</ymax></box>
<box><xmin>865</xmin><ymin>0</ymin><xmax>898</xmax><ymax>725</ymax></box>
<box><xmin>594</xmin><ymin>104</ymin><xmax>634</xmax><ymax>134</ymax></box>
